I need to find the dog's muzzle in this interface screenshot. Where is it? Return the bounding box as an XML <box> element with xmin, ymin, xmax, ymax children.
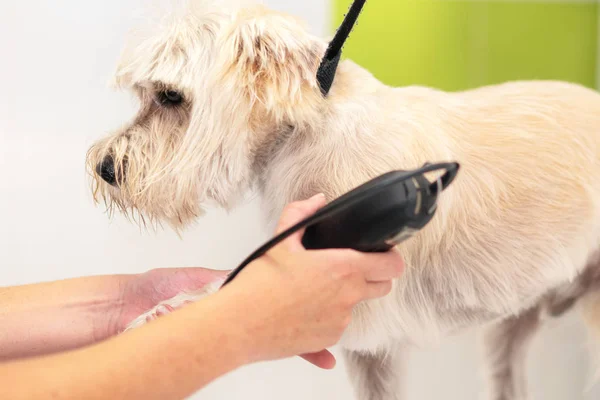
<box><xmin>96</xmin><ymin>155</ymin><xmax>125</xmax><ymax>187</ymax></box>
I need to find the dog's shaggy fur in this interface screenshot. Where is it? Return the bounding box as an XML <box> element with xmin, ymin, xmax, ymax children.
<box><xmin>86</xmin><ymin>1</ymin><xmax>600</xmax><ymax>398</ymax></box>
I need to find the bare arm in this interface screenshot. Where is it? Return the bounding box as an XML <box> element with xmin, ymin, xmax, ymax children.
<box><xmin>0</xmin><ymin>287</ymin><xmax>252</xmax><ymax>400</ymax></box>
<box><xmin>0</xmin><ymin>275</ymin><xmax>127</xmax><ymax>360</ymax></box>
<box><xmin>0</xmin><ymin>268</ymin><xmax>227</xmax><ymax>360</ymax></box>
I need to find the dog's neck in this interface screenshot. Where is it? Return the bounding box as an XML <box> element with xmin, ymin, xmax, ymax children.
<box><xmin>251</xmin><ymin>123</ymin><xmax>296</xmax><ymax>183</ymax></box>
<box><xmin>251</xmin><ymin>58</ymin><xmax>391</xmax><ymax>202</ymax></box>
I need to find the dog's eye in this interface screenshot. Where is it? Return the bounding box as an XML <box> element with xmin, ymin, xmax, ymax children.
<box><xmin>157</xmin><ymin>90</ymin><xmax>183</xmax><ymax>106</ymax></box>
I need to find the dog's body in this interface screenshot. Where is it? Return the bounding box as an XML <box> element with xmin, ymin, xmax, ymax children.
<box><xmin>87</xmin><ymin>1</ymin><xmax>600</xmax><ymax>398</ymax></box>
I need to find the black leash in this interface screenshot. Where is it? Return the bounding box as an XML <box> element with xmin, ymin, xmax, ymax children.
<box><xmin>316</xmin><ymin>0</ymin><xmax>367</xmax><ymax>96</ymax></box>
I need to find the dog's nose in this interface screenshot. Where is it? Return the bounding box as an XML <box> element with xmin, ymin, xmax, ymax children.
<box><xmin>96</xmin><ymin>155</ymin><xmax>123</xmax><ymax>187</ymax></box>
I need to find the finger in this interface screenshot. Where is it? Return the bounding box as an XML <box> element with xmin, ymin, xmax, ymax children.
<box><xmin>273</xmin><ymin>193</ymin><xmax>327</xmax><ymax>252</ymax></box>
<box><xmin>354</xmin><ymin>247</ymin><xmax>405</xmax><ymax>282</ymax></box>
<box><xmin>364</xmin><ymin>280</ymin><xmax>394</xmax><ymax>300</ymax></box>
<box><xmin>299</xmin><ymin>349</ymin><xmax>337</xmax><ymax>369</ymax></box>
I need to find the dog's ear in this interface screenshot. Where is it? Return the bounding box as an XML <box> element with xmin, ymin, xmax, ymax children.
<box><xmin>217</xmin><ymin>6</ymin><xmax>325</xmax><ymax>120</ymax></box>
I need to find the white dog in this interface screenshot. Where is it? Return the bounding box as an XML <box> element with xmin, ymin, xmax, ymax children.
<box><xmin>86</xmin><ymin>1</ymin><xmax>600</xmax><ymax>399</ymax></box>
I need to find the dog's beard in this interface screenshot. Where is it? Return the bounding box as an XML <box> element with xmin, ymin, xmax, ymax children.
<box><xmin>86</xmin><ymin>133</ymin><xmax>206</xmax><ymax>231</ymax></box>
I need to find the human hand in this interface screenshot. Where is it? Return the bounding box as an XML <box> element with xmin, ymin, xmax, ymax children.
<box><xmin>113</xmin><ymin>267</ymin><xmax>229</xmax><ymax>335</ymax></box>
<box><xmin>220</xmin><ymin>194</ymin><xmax>404</xmax><ymax>369</ymax></box>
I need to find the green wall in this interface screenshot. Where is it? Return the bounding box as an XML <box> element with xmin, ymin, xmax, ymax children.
<box><xmin>332</xmin><ymin>0</ymin><xmax>599</xmax><ymax>91</ymax></box>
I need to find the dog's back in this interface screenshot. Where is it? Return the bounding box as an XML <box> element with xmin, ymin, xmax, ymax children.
<box><xmin>263</xmin><ymin>65</ymin><xmax>600</xmax><ymax>397</ymax></box>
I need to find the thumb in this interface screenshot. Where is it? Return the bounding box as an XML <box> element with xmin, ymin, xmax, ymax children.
<box><xmin>274</xmin><ymin>193</ymin><xmax>327</xmax><ymax>252</ymax></box>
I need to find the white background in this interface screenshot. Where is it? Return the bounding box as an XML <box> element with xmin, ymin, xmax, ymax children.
<box><xmin>1</xmin><ymin>1</ymin><xmax>599</xmax><ymax>399</ymax></box>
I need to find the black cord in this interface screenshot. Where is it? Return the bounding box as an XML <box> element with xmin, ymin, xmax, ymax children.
<box><xmin>220</xmin><ymin>162</ymin><xmax>459</xmax><ymax>287</ymax></box>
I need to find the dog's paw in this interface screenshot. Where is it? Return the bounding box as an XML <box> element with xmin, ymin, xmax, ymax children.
<box><xmin>123</xmin><ymin>279</ymin><xmax>224</xmax><ymax>332</ymax></box>
<box><xmin>124</xmin><ymin>302</ymin><xmax>189</xmax><ymax>331</ymax></box>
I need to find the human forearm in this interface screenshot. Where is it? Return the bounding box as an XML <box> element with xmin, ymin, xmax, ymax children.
<box><xmin>0</xmin><ymin>288</ymin><xmax>252</xmax><ymax>400</ymax></box>
<box><xmin>0</xmin><ymin>275</ymin><xmax>129</xmax><ymax>360</ymax></box>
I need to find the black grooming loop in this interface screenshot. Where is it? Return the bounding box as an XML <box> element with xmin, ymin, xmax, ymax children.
<box><xmin>316</xmin><ymin>0</ymin><xmax>367</xmax><ymax>96</ymax></box>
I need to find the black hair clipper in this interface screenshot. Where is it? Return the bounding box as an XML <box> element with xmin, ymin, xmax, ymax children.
<box><xmin>220</xmin><ymin>162</ymin><xmax>459</xmax><ymax>287</ymax></box>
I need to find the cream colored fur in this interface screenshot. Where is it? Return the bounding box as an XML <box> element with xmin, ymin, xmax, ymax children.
<box><xmin>86</xmin><ymin>1</ymin><xmax>600</xmax><ymax>398</ymax></box>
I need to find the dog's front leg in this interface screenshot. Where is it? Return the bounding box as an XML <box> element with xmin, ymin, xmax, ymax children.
<box><xmin>343</xmin><ymin>344</ymin><xmax>406</xmax><ymax>400</ymax></box>
<box><xmin>480</xmin><ymin>306</ymin><xmax>542</xmax><ymax>400</ymax></box>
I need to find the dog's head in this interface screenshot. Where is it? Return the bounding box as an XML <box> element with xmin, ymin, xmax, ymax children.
<box><xmin>87</xmin><ymin>0</ymin><xmax>327</xmax><ymax>229</ymax></box>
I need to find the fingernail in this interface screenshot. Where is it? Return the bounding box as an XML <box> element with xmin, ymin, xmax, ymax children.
<box><xmin>310</xmin><ymin>193</ymin><xmax>325</xmax><ymax>201</ymax></box>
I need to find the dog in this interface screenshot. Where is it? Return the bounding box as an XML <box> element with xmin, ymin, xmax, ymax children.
<box><xmin>86</xmin><ymin>0</ymin><xmax>600</xmax><ymax>398</ymax></box>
